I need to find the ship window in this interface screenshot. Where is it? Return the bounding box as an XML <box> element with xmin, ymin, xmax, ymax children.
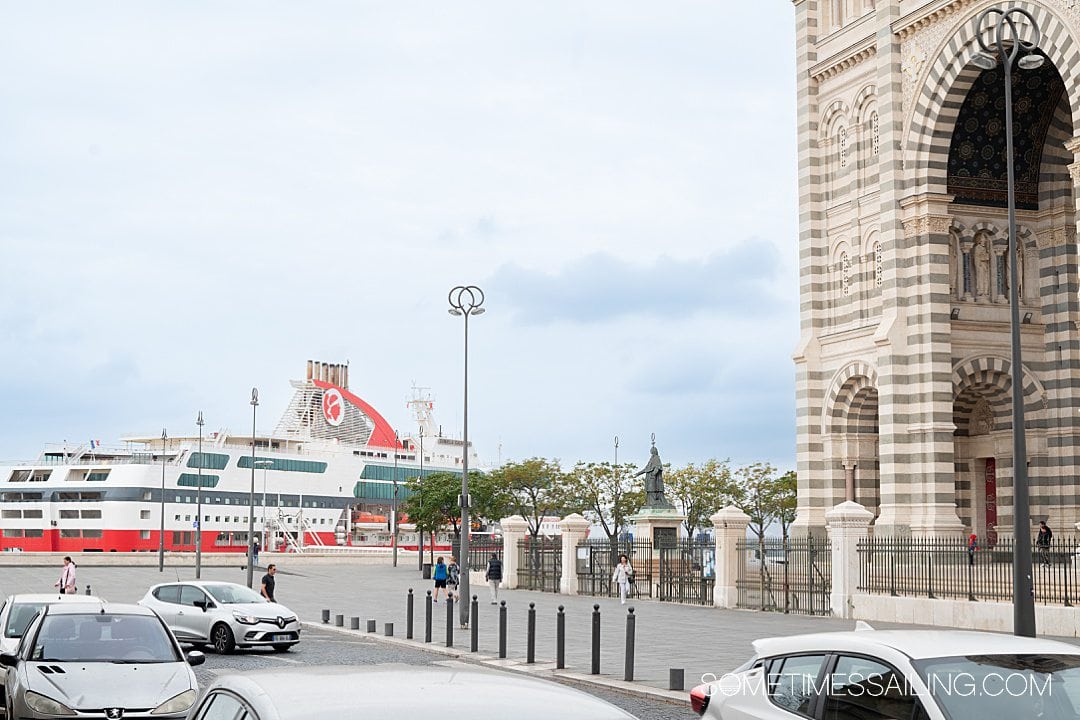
<box><xmin>7</xmin><ymin>471</ymin><xmax>30</xmax><ymax>483</ymax></box>
<box><xmin>238</xmin><ymin>456</ymin><xmax>328</xmax><ymax>474</ymax></box>
<box><xmin>23</xmin><ymin>510</ymin><xmax>41</xmax><ymax>519</ymax></box>
<box><xmin>177</xmin><ymin>474</ymin><xmax>220</xmax><ymax>488</ymax></box>
<box><xmin>1</xmin><ymin>492</ymin><xmax>42</xmax><ymax>501</ymax></box>
<box><xmin>82</xmin><ymin>529</ymin><xmax>102</xmax><ymax>538</ymax></box>
<box><xmin>184</xmin><ymin>515</ymin><xmax>191</xmax><ymax>522</ymax></box>
<box><xmin>59</xmin><ymin>529</ymin><xmax>80</xmax><ymax>538</ymax></box>
<box><xmin>29</xmin><ymin>471</ymin><xmax>51</xmax><ymax>482</ymax></box>
<box><xmin>214</xmin><ymin>516</ymin><xmax>221</xmax><ymax>523</ymax></box>
<box><xmin>55</xmin><ymin>491</ymin><xmax>103</xmax><ymax>502</ymax></box>
<box><xmin>24</xmin><ymin>529</ymin><xmax>42</xmax><ymax>538</ymax></box>
<box><xmin>186</xmin><ymin>453</ymin><xmax>230</xmax><ymax>470</ymax></box>
<box><xmin>86</xmin><ymin>471</ymin><xmax>109</xmax><ymax>482</ymax></box>
<box><xmin>81</xmin><ymin>510</ymin><xmax>102</xmax><ymax>519</ymax></box>
<box><xmin>174</xmin><ymin>515</ymin><xmax>181</xmax><ymax>521</ymax></box>
<box><xmin>140</xmin><ymin>530</ymin><xmax>150</xmax><ymax>540</ymax></box>
<box><xmin>3</xmin><ymin>529</ymin><xmax>23</xmax><ymax>538</ymax></box>
<box><xmin>140</xmin><ymin>510</ymin><xmax>151</xmax><ymax>520</ymax></box>
<box><xmin>142</xmin><ymin>491</ymin><xmax>152</xmax><ymax>501</ymax></box>
<box><xmin>60</xmin><ymin>510</ymin><xmax>79</xmax><ymax>519</ymax></box>
<box><xmin>1</xmin><ymin>510</ymin><xmax>20</xmax><ymax>519</ymax></box>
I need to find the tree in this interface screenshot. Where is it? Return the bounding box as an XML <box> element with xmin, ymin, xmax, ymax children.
<box><xmin>665</xmin><ymin>459</ymin><xmax>736</xmax><ymax>538</ymax></box>
<box><xmin>488</xmin><ymin>458</ymin><xmax>567</xmax><ymax>538</ymax></box>
<box><xmin>401</xmin><ymin>470</ymin><xmax>488</xmax><ymax>538</ymax></box>
<box><xmin>773</xmin><ymin>470</ymin><xmax>798</xmax><ymax>540</ymax></box>
<box><xmin>730</xmin><ymin>462</ymin><xmax>797</xmax><ymax>542</ymax></box>
<box><xmin>563</xmin><ymin>462</ymin><xmax>644</xmax><ymax>543</ymax></box>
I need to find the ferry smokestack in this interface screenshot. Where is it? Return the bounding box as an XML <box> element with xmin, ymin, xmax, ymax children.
<box><xmin>307</xmin><ymin>360</ymin><xmax>313</xmax><ymax>381</ymax></box>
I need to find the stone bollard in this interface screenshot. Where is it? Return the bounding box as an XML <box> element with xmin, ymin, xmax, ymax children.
<box><xmin>321</xmin><ymin>609</ymin><xmax>330</xmax><ymax>624</ymax></box>
<box><xmin>366</xmin><ymin>619</ymin><xmax>376</xmax><ymax>633</ymax></box>
<box><xmin>334</xmin><ymin>614</ymin><xmax>344</xmax><ymax>627</ymax></box>
<box><xmin>384</xmin><ymin>623</ymin><xmax>394</xmax><ymax>637</ymax></box>
<box><xmin>350</xmin><ymin>617</ymin><xmax>360</xmax><ymax>630</ymax></box>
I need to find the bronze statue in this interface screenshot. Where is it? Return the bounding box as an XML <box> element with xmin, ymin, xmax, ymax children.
<box><xmin>632</xmin><ymin>441</ymin><xmax>674</xmax><ymax>509</ymax></box>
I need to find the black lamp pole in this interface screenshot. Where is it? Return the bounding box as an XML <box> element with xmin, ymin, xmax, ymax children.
<box><xmin>159</xmin><ymin>428</ymin><xmax>167</xmax><ymax>572</ymax></box>
<box><xmin>972</xmin><ymin>6</ymin><xmax>1043</xmax><ymax>637</ymax></box>
<box><xmin>247</xmin><ymin>388</ymin><xmax>259</xmax><ymax>589</ymax></box>
<box><xmin>195</xmin><ymin>411</ymin><xmax>204</xmax><ymax>579</ymax></box>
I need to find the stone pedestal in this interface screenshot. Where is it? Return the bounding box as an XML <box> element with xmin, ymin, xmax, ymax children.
<box><xmin>826</xmin><ymin>501</ymin><xmax>875</xmax><ymax>619</ymax></box>
<box><xmin>711</xmin><ymin>506</ymin><xmax>751</xmax><ymax>608</ymax></box>
<box><xmin>629</xmin><ymin>507</ymin><xmax>686</xmax><ymax>597</ymax></box>
<box><xmin>558</xmin><ymin>513</ymin><xmax>590</xmax><ymax>595</ymax></box>
<box><xmin>500</xmin><ymin>515</ymin><xmax>528</xmax><ymax>590</ymax></box>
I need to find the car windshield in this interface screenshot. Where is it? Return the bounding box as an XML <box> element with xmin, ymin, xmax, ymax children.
<box><xmin>5</xmin><ymin>603</ymin><xmax>45</xmax><ymax>639</ymax></box>
<box><xmin>205</xmin><ymin>584</ymin><xmax>266</xmax><ymax>604</ymax></box>
<box><xmin>914</xmin><ymin>654</ymin><xmax>1080</xmax><ymax>720</ymax></box>
<box><xmin>32</xmin><ymin>614</ymin><xmax>180</xmax><ymax>663</ymax></box>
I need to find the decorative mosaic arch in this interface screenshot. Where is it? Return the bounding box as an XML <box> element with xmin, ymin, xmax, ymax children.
<box><xmin>952</xmin><ymin>354</ymin><xmax>1047</xmax><ymax>435</ymax></box>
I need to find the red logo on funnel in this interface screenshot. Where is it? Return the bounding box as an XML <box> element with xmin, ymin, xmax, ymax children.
<box><xmin>322</xmin><ymin>388</ymin><xmax>344</xmax><ymax>427</ymax></box>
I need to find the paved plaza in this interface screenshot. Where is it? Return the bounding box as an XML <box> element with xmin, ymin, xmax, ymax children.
<box><xmin>10</xmin><ymin>556</ymin><xmax>1073</xmax><ymax>695</ymax></box>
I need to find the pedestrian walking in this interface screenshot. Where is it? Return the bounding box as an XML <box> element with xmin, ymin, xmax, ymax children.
<box><xmin>252</xmin><ymin>537</ymin><xmax>261</xmax><ymax>567</ymax></box>
<box><xmin>485</xmin><ymin>554</ymin><xmax>503</xmax><ymax>604</ymax></box>
<box><xmin>433</xmin><ymin>556</ymin><xmax>448</xmax><ymax>602</ymax></box>
<box><xmin>1037</xmin><ymin>521</ymin><xmax>1053</xmax><ymax>565</ymax></box>
<box><xmin>447</xmin><ymin>556</ymin><xmax>461</xmax><ymax>600</ymax></box>
<box><xmin>612</xmin><ymin>554</ymin><xmax>633</xmax><ymax>604</ymax></box>
<box><xmin>260</xmin><ymin>564</ymin><xmax>277</xmax><ymax>602</ymax></box>
<box><xmin>967</xmin><ymin>534</ymin><xmax>978</xmax><ymax>566</ymax></box>
<box><xmin>54</xmin><ymin>556</ymin><xmax>77</xmax><ymax>594</ymax></box>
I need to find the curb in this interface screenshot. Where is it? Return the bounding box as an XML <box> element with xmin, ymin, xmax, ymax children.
<box><xmin>303</xmin><ymin>621</ymin><xmax>689</xmax><ymax>706</ymax></box>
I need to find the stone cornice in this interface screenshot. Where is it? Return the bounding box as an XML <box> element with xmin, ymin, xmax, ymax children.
<box><xmin>894</xmin><ymin>0</ymin><xmax>978</xmax><ymax>41</ymax></box>
<box><xmin>810</xmin><ymin>35</ymin><xmax>878</xmax><ymax>82</ymax></box>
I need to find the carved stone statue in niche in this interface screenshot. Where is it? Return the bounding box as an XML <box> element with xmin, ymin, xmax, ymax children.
<box><xmin>971</xmin><ymin>399</ymin><xmax>994</xmax><ymax>437</ymax></box>
<box><xmin>974</xmin><ymin>238</ymin><xmax>990</xmax><ymax>300</ymax></box>
<box><xmin>1004</xmin><ymin>243</ymin><xmax>1025</xmax><ymax>301</ymax></box>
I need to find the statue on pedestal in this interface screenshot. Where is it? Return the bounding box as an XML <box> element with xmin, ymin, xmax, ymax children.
<box><xmin>631</xmin><ymin>437</ymin><xmax>675</xmax><ymax>510</ymax></box>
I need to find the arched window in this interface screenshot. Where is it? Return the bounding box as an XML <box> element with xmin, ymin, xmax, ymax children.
<box><xmin>870</xmin><ymin>112</ymin><xmax>880</xmax><ymax>156</ymax></box>
<box><xmin>873</xmin><ymin>243</ymin><xmax>883</xmax><ymax>288</ymax></box>
<box><xmin>838</xmin><ymin>126</ymin><xmax>849</xmax><ymax>168</ymax></box>
<box><xmin>841</xmin><ymin>252</ymin><xmax>852</xmax><ymax>296</ymax></box>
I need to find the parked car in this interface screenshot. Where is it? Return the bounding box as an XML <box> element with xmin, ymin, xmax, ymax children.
<box><xmin>1</xmin><ymin>602</ymin><xmax>203</xmax><ymax>720</ymax></box>
<box><xmin>690</xmin><ymin>623</ymin><xmax>1080</xmax><ymax>719</ymax></box>
<box><xmin>139</xmin><ymin>581</ymin><xmax>299</xmax><ymax>654</ymax></box>
<box><xmin>0</xmin><ymin>593</ymin><xmax>106</xmax><ymax>713</ymax></box>
<box><xmin>187</xmin><ymin>666</ymin><xmax>639</xmax><ymax>720</ymax></box>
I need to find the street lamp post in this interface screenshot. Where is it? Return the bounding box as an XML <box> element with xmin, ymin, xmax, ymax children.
<box><xmin>196</xmin><ymin>411</ymin><xmax>205</xmax><ymax>579</ymax></box>
<box><xmin>393</xmin><ymin>430</ymin><xmax>400</xmax><ymax>568</ymax></box>
<box><xmin>247</xmin><ymin>388</ymin><xmax>259</xmax><ymax>589</ymax></box>
<box><xmin>256</xmin><ymin>460</ymin><xmax>273</xmax><ymax>556</ymax></box>
<box><xmin>448</xmin><ymin>285</ymin><xmax>485</xmax><ymax>628</ymax></box>
<box><xmin>418</xmin><ymin>426</ymin><xmax>425</xmax><ymax>572</ymax></box>
<box><xmin>971</xmin><ymin>6</ymin><xmax>1043</xmax><ymax>637</ymax></box>
<box><xmin>159</xmin><ymin>428</ymin><xmax>167</xmax><ymax>572</ymax></box>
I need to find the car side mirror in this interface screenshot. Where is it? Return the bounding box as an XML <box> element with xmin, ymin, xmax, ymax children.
<box><xmin>186</xmin><ymin>650</ymin><xmax>205</xmax><ymax>667</ymax></box>
<box><xmin>193</xmin><ymin>600</ymin><xmax>208</xmax><ymax>612</ymax></box>
<box><xmin>0</xmin><ymin>652</ymin><xmax>18</xmax><ymax>668</ymax></box>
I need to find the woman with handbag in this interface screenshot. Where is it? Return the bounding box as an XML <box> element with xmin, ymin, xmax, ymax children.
<box><xmin>54</xmin><ymin>556</ymin><xmax>77</xmax><ymax>594</ymax></box>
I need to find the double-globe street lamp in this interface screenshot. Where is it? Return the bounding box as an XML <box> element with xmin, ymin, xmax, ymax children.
<box><xmin>256</xmin><ymin>460</ymin><xmax>274</xmax><ymax>556</ymax></box>
<box><xmin>195</xmin><ymin>411</ymin><xmax>205</xmax><ymax>579</ymax></box>
<box><xmin>448</xmin><ymin>285</ymin><xmax>485</xmax><ymax>628</ymax></box>
<box><xmin>969</xmin><ymin>6</ymin><xmax>1043</xmax><ymax>637</ymax></box>
<box><xmin>418</xmin><ymin>426</ymin><xmax>425</xmax><ymax>572</ymax></box>
<box><xmin>246</xmin><ymin>388</ymin><xmax>259</xmax><ymax>589</ymax></box>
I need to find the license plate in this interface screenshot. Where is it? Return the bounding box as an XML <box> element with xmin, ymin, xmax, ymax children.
<box><xmin>272</xmin><ymin>634</ymin><xmax>291</xmax><ymax>642</ymax></box>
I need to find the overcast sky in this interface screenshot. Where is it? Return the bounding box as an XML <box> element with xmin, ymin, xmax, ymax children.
<box><xmin>0</xmin><ymin>2</ymin><xmax>798</xmax><ymax>473</ymax></box>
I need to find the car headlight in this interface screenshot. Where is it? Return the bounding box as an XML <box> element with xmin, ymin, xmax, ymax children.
<box><xmin>25</xmin><ymin>691</ymin><xmax>75</xmax><ymax>716</ymax></box>
<box><xmin>151</xmin><ymin>689</ymin><xmax>197</xmax><ymax>715</ymax></box>
<box><xmin>232</xmin><ymin>611</ymin><xmax>259</xmax><ymax>625</ymax></box>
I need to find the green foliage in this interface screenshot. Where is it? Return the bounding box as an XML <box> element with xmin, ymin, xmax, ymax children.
<box><xmin>401</xmin><ymin>470</ymin><xmax>487</xmax><ymax>538</ymax></box>
<box><xmin>563</xmin><ymin>462</ymin><xmax>644</xmax><ymax>541</ymax></box>
<box><xmin>730</xmin><ymin>462</ymin><xmax>798</xmax><ymax>540</ymax></box>
<box><xmin>487</xmin><ymin>458</ymin><xmax>567</xmax><ymax>537</ymax></box>
<box><xmin>665</xmin><ymin>459</ymin><xmax>737</xmax><ymax>537</ymax></box>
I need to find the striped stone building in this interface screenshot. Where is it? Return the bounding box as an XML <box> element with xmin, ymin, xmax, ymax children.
<box><xmin>792</xmin><ymin>0</ymin><xmax>1080</xmax><ymax>537</ymax></box>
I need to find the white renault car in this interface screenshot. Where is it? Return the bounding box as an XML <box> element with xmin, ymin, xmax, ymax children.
<box><xmin>139</xmin><ymin>581</ymin><xmax>299</xmax><ymax>654</ymax></box>
<box><xmin>691</xmin><ymin>624</ymin><xmax>1080</xmax><ymax>719</ymax></box>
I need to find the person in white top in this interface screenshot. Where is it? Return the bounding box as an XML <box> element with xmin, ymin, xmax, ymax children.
<box><xmin>611</xmin><ymin>554</ymin><xmax>633</xmax><ymax>604</ymax></box>
<box><xmin>55</xmin><ymin>556</ymin><xmax>77</xmax><ymax>594</ymax></box>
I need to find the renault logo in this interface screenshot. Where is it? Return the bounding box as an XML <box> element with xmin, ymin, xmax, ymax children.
<box><xmin>277</xmin><ymin>616</ymin><xmax>286</xmax><ymax>629</ymax></box>
<box><xmin>105</xmin><ymin>709</ymin><xmax>124</xmax><ymax>719</ymax></box>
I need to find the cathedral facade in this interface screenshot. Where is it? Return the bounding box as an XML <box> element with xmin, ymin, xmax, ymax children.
<box><xmin>793</xmin><ymin>0</ymin><xmax>1080</xmax><ymax>536</ymax></box>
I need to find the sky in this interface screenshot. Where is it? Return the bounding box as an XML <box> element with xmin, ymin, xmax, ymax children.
<box><xmin>0</xmin><ymin>2</ymin><xmax>799</xmax><ymax>473</ymax></box>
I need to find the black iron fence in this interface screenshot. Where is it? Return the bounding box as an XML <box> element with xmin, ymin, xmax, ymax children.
<box><xmin>576</xmin><ymin>539</ymin><xmax>654</xmax><ymax>599</ymax></box>
<box><xmin>736</xmin><ymin>537</ymin><xmax>832</xmax><ymax>615</ymax></box>
<box><xmin>858</xmin><ymin>535</ymin><xmax>1078</xmax><ymax>606</ymax></box>
<box><xmin>657</xmin><ymin>539</ymin><xmax>715</xmax><ymax>605</ymax></box>
<box><xmin>468</xmin><ymin>535</ymin><xmax>503</xmax><ymax>569</ymax></box>
<box><xmin>517</xmin><ymin>536</ymin><xmax>562</xmax><ymax>592</ymax></box>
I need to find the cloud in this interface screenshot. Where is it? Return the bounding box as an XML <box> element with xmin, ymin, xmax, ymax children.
<box><xmin>489</xmin><ymin>239</ymin><xmax>786</xmax><ymax>325</ymax></box>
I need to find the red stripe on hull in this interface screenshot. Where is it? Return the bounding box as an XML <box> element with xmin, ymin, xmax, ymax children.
<box><xmin>0</xmin><ymin>530</ymin><xmax>355</xmax><ymax>553</ymax></box>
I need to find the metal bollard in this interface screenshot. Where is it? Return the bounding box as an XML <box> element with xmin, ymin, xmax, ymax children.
<box><xmin>425</xmin><ymin>591</ymin><xmax>433</xmax><ymax>643</ymax></box>
<box><xmin>527</xmin><ymin>602</ymin><xmax>536</xmax><ymax>664</ymax></box>
<box><xmin>321</xmin><ymin>609</ymin><xmax>330</xmax><ymax>624</ymax></box>
<box><xmin>407</xmin><ymin>589</ymin><xmax>415</xmax><ymax>640</ymax></box>
<box><xmin>384</xmin><ymin>623</ymin><xmax>394</xmax><ymax>637</ymax></box>
<box><xmin>591</xmin><ymin>604</ymin><xmax>600</xmax><ymax>675</ymax></box>
<box><xmin>334</xmin><ymin>614</ymin><xmax>344</xmax><ymax>627</ymax></box>
<box><xmin>367</xmin><ymin>619</ymin><xmax>376</xmax><ymax>633</ymax></box>
<box><xmin>85</xmin><ymin>585</ymin><xmax>91</xmax><ymax>596</ymax></box>
<box><xmin>445</xmin><ymin>596</ymin><xmax>454</xmax><ymax>647</ymax></box>
<box><xmin>669</xmin><ymin>668</ymin><xmax>685</xmax><ymax>691</ymax></box>
<box><xmin>470</xmin><ymin>596</ymin><xmax>479</xmax><ymax>653</ymax></box>
<box><xmin>498</xmin><ymin>601</ymin><xmax>507</xmax><ymax>659</ymax></box>
<box><xmin>556</xmin><ymin>605</ymin><xmax>565</xmax><ymax>669</ymax></box>
<box><xmin>624</xmin><ymin>607</ymin><xmax>635</xmax><ymax>682</ymax></box>
<box><xmin>350</xmin><ymin>617</ymin><xmax>360</xmax><ymax>630</ymax></box>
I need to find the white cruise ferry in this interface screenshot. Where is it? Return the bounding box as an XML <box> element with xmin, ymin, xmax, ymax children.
<box><xmin>0</xmin><ymin>361</ymin><xmax>477</xmax><ymax>554</ymax></box>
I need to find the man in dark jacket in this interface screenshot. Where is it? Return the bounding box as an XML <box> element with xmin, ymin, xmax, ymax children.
<box><xmin>485</xmin><ymin>554</ymin><xmax>503</xmax><ymax>604</ymax></box>
<box><xmin>1037</xmin><ymin>521</ymin><xmax>1053</xmax><ymax>565</ymax></box>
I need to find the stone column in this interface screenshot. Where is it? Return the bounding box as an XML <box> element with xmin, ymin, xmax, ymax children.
<box><xmin>500</xmin><ymin>515</ymin><xmax>528</xmax><ymax>590</ymax></box>
<box><xmin>558</xmin><ymin>513</ymin><xmax>590</xmax><ymax>595</ymax></box>
<box><xmin>961</xmin><ymin>240</ymin><xmax>974</xmax><ymax>301</ymax></box>
<box><xmin>826</xmin><ymin>501</ymin><xmax>875</xmax><ymax>619</ymax></box>
<box><xmin>711</xmin><ymin>506</ymin><xmax>750</xmax><ymax>609</ymax></box>
<box><xmin>993</xmin><ymin>248</ymin><xmax>1006</xmax><ymax>304</ymax></box>
<box><xmin>843</xmin><ymin>464</ymin><xmax>856</xmax><ymax>503</ymax></box>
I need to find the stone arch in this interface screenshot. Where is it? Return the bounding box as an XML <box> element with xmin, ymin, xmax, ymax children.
<box><xmin>820</xmin><ymin>99</ymin><xmax>851</xmax><ymax>138</ymax></box>
<box><xmin>822</xmin><ymin>360</ymin><xmax>880</xmax><ymax>435</ymax></box>
<box><xmin>952</xmin><ymin>353</ymin><xmax>1048</xmax><ymax>418</ymax></box>
<box><xmin>904</xmin><ymin>2</ymin><xmax>1080</xmax><ymax>195</ymax></box>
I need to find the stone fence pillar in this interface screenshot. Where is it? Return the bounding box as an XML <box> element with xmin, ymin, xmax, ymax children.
<box><xmin>825</xmin><ymin>501</ymin><xmax>874</xmax><ymax>619</ymax></box>
<box><xmin>711</xmin><ymin>506</ymin><xmax>750</xmax><ymax>609</ymax></box>
<box><xmin>500</xmin><ymin>515</ymin><xmax>528</xmax><ymax>590</ymax></box>
<box><xmin>558</xmin><ymin>513</ymin><xmax>590</xmax><ymax>595</ymax></box>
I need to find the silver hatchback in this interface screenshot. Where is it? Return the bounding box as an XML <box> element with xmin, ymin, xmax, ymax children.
<box><xmin>139</xmin><ymin>582</ymin><xmax>299</xmax><ymax>654</ymax></box>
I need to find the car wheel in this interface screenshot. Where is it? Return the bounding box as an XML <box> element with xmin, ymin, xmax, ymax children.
<box><xmin>211</xmin><ymin>623</ymin><xmax>236</xmax><ymax>655</ymax></box>
<box><xmin>271</xmin><ymin>644</ymin><xmax>293</xmax><ymax>652</ymax></box>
